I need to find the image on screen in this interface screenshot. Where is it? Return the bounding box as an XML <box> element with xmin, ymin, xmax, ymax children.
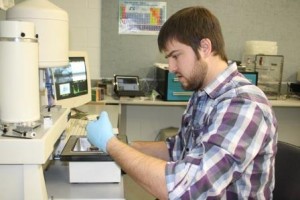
<box><xmin>117</xmin><ymin>77</ymin><xmax>139</xmax><ymax>91</ymax></box>
<box><xmin>50</xmin><ymin>51</ymin><xmax>91</xmax><ymax>109</ymax></box>
<box><xmin>53</xmin><ymin>57</ymin><xmax>88</xmax><ymax>101</ymax></box>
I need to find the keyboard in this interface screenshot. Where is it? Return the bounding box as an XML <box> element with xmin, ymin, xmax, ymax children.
<box><xmin>66</xmin><ymin>118</ymin><xmax>119</xmax><ymax>136</ymax></box>
<box><xmin>66</xmin><ymin>118</ymin><xmax>88</xmax><ymax>136</ymax></box>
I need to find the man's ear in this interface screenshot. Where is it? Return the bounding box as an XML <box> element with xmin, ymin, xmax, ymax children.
<box><xmin>199</xmin><ymin>38</ymin><xmax>212</xmax><ymax>57</ymax></box>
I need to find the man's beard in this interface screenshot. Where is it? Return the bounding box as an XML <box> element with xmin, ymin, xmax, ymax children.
<box><xmin>181</xmin><ymin>59</ymin><xmax>208</xmax><ymax>91</ymax></box>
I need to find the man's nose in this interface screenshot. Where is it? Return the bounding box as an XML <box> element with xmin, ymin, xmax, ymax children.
<box><xmin>168</xmin><ymin>60</ymin><xmax>176</xmax><ymax>73</ymax></box>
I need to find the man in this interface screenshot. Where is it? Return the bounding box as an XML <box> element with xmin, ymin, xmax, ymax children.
<box><xmin>87</xmin><ymin>6</ymin><xmax>278</xmax><ymax>200</ymax></box>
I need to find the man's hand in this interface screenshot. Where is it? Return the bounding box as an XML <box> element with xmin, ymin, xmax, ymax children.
<box><xmin>86</xmin><ymin>111</ymin><xmax>114</xmax><ymax>152</ymax></box>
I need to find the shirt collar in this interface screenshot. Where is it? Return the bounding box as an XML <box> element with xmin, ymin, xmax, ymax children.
<box><xmin>197</xmin><ymin>62</ymin><xmax>238</xmax><ymax>99</ymax></box>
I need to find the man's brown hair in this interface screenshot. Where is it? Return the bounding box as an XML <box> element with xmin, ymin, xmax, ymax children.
<box><xmin>158</xmin><ymin>6</ymin><xmax>228</xmax><ymax>62</ymax></box>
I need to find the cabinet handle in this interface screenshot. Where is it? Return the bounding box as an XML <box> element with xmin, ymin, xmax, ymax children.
<box><xmin>173</xmin><ymin>78</ymin><xmax>179</xmax><ymax>82</ymax></box>
<box><xmin>173</xmin><ymin>92</ymin><xmax>193</xmax><ymax>96</ymax></box>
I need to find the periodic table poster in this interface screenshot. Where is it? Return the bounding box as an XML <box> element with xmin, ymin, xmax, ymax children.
<box><xmin>119</xmin><ymin>1</ymin><xmax>167</xmax><ymax>35</ymax></box>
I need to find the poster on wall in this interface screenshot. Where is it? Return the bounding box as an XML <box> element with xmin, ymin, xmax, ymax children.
<box><xmin>119</xmin><ymin>0</ymin><xmax>167</xmax><ymax>35</ymax></box>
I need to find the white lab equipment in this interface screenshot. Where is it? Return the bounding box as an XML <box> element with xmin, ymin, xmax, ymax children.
<box><xmin>6</xmin><ymin>0</ymin><xmax>69</xmax><ymax>68</ymax></box>
<box><xmin>0</xmin><ymin>20</ymin><xmax>40</xmax><ymax>123</ymax></box>
<box><xmin>0</xmin><ymin>0</ymin><xmax>14</xmax><ymax>10</ymax></box>
<box><xmin>0</xmin><ymin>1</ymin><xmax>70</xmax><ymax>199</ymax></box>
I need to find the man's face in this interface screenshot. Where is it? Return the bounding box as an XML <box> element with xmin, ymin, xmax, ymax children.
<box><xmin>164</xmin><ymin>40</ymin><xmax>208</xmax><ymax>91</ymax></box>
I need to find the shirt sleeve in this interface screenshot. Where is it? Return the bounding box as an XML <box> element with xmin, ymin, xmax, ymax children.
<box><xmin>165</xmin><ymin>97</ymin><xmax>276</xmax><ymax>199</ymax></box>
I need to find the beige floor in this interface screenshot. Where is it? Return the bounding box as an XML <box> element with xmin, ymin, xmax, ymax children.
<box><xmin>123</xmin><ymin>174</ymin><xmax>155</xmax><ymax>200</ymax></box>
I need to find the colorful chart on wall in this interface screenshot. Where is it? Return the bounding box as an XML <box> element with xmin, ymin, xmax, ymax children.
<box><xmin>119</xmin><ymin>0</ymin><xmax>167</xmax><ymax>35</ymax></box>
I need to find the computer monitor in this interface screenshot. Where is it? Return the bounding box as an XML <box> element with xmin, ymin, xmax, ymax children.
<box><xmin>241</xmin><ymin>72</ymin><xmax>258</xmax><ymax>86</ymax></box>
<box><xmin>52</xmin><ymin>51</ymin><xmax>91</xmax><ymax>109</ymax></box>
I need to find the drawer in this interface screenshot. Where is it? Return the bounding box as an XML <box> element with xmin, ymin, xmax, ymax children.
<box><xmin>167</xmin><ymin>73</ymin><xmax>182</xmax><ymax>87</ymax></box>
<box><xmin>167</xmin><ymin>73</ymin><xmax>192</xmax><ymax>101</ymax></box>
<box><xmin>167</xmin><ymin>86</ymin><xmax>192</xmax><ymax>101</ymax></box>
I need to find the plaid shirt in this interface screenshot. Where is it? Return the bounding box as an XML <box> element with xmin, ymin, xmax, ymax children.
<box><xmin>165</xmin><ymin>63</ymin><xmax>278</xmax><ymax>199</ymax></box>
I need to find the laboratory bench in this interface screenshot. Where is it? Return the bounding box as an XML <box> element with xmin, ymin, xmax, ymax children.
<box><xmin>44</xmin><ymin>160</ymin><xmax>125</xmax><ymax>200</ymax></box>
<box><xmin>89</xmin><ymin>94</ymin><xmax>300</xmax><ymax>107</ymax></box>
<box><xmin>0</xmin><ymin>107</ymin><xmax>70</xmax><ymax>200</ymax></box>
<box><xmin>88</xmin><ymin>95</ymin><xmax>300</xmax><ymax>146</ymax></box>
<box><xmin>0</xmin><ymin>105</ymin><xmax>124</xmax><ymax>200</ymax></box>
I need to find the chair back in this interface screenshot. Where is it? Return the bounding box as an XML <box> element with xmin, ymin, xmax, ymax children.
<box><xmin>273</xmin><ymin>141</ymin><xmax>300</xmax><ymax>199</ymax></box>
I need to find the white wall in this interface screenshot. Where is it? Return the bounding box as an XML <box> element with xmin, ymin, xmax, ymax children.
<box><xmin>2</xmin><ymin>0</ymin><xmax>300</xmax><ymax>83</ymax></box>
<box><xmin>51</xmin><ymin>0</ymin><xmax>101</xmax><ymax>79</ymax></box>
<box><xmin>0</xmin><ymin>9</ymin><xmax>5</xmax><ymax>19</ymax></box>
<box><xmin>0</xmin><ymin>0</ymin><xmax>101</xmax><ymax>79</ymax></box>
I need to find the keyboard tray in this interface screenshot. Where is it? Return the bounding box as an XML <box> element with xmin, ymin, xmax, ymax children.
<box><xmin>60</xmin><ymin>134</ymin><xmax>127</xmax><ymax>162</ymax></box>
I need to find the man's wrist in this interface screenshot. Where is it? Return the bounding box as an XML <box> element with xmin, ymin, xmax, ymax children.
<box><xmin>106</xmin><ymin>135</ymin><xmax>117</xmax><ymax>153</ymax></box>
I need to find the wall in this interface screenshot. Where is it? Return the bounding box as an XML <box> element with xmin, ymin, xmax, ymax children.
<box><xmin>1</xmin><ymin>0</ymin><xmax>300</xmax><ymax>83</ymax></box>
<box><xmin>51</xmin><ymin>0</ymin><xmax>101</xmax><ymax>80</ymax></box>
<box><xmin>101</xmin><ymin>0</ymin><xmax>300</xmax><ymax>83</ymax></box>
<box><xmin>0</xmin><ymin>0</ymin><xmax>101</xmax><ymax>79</ymax></box>
<box><xmin>0</xmin><ymin>9</ymin><xmax>4</xmax><ymax>19</ymax></box>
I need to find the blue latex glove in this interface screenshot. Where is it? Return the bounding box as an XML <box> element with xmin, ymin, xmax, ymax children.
<box><xmin>86</xmin><ymin>111</ymin><xmax>114</xmax><ymax>153</ymax></box>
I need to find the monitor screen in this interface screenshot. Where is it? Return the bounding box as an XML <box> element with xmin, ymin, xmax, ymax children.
<box><xmin>52</xmin><ymin>51</ymin><xmax>91</xmax><ymax>109</ymax></box>
<box><xmin>115</xmin><ymin>76</ymin><xmax>140</xmax><ymax>91</ymax></box>
<box><xmin>241</xmin><ymin>72</ymin><xmax>258</xmax><ymax>85</ymax></box>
